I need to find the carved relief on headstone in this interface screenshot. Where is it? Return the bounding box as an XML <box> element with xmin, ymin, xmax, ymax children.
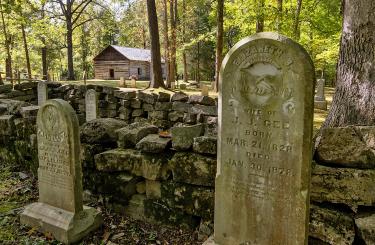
<box><xmin>314</xmin><ymin>78</ymin><xmax>327</xmax><ymax>110</ymax></box>
<box><xmin>37</xmin><ymin>81</ymin><xmax>47</xmax><ymax>106</ymax></box>
<box><xmin>85</xmin><ymin>89</ymin><xmax>98</xmax><ymax>122</ymax></box>
<box><xmin>206</xmin><ymin>32</ymin><xmax>315</xmax><ymax>245</ymax></box>
<box><xmin>20</xmin><ymin>99</ymin><xmax>102</xmax><ymax>244</ymax></box>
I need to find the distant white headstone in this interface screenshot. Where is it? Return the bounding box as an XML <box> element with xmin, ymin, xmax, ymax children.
<box><xmin>37</xmin><ymin>82</ymin><xmax>47</xmax><ymax>106</ymax></box>
<box><xmin>85</xmin><ymin>89</ymin><xmax>98</xmax><ymax>122</ymax></box>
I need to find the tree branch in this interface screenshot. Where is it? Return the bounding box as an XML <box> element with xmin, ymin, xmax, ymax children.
<box><xmin>72</xmin><ymin>0</ymin><xmax>92</xmax><ymax>25</ymax></box>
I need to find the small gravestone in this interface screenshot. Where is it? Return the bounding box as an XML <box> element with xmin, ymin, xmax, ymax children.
<box><xmin>314</xmin><ymin>78</ymin><xmax>327</xmax><ymax>110</ymax></box>
<box><xmin>118</xmin><ymin>77</ymin><xmax>126</xmax><ymax>88</ymax></box>
<box><xmin>201</xmin><ymin>85</ymin><xmax>209</xmax><ymax>96</ymax></box>
<box><xmin>37</xmin><ymin>81</ymin><xmax>47</xmax><ymax>106</ymax></box>
<box><xmin>131</xmin><ymin>78</ymin><xmax>137</xmax><ymax>88</ymax></box>
<box><xmin>20</xmin><ymin>99</ymin><xmax>102</xmax><ymax>244</ymax></box>
<box><xmin>85</xmin><ymin>89</ymin><xmax>98</xmax><ymax>122</ymax></box>
<box><xmin>206</xmin><ymin>32</ymin><xmax>314</xmax><ymax>244</ymax></box>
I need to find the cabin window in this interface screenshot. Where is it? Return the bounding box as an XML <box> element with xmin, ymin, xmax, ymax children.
<box><xmin>137</xmin><ymin>68</ymin><xmax>142</xmax><ymax>76</ymax></box>
<box><xmin>109</xmin><ymin>69</ymin><xmax>114</xmax><ymax>79</ymax></box>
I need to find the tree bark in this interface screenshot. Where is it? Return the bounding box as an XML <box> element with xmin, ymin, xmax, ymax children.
<box><xmin>256</xmin><ymin>0</ymin><xmax>265</xmax><ymax>33</ymax></box>
<box><xmin>214</xmin><ymin>0</ymin><xmax>224</xmax><ymax>92</ymax></box>
<box><xmin>0</xmin><ymin>0</ymin><xmax>12</xmax><ymax>80</ymax></box>
<box><xmin>323</xmin><ymin>0</ymin><xmax>375</xmax><ymax>127</ymax></box>
<box><xmin>196</xmin><ymin>41</ymin><xmax>200</xmax><ymax>83</ymax></box>
<box><xmin>182</xmin><ymin>0</ymin><xmax>188</xmax><ymax>83</ymax></box>
<box><xmin>146</xmin><ymin>0</ymin><xmax>165</xmax><ymax>88</ymax></box>
<box><xmin>169</xmin><ymin>0</ymin><xmax>177</xmax><ymax>86</ymax></box>
<box><xmin>66</xmin><ymin>15</ymin><xmax>75</xmax><ymax>80</ymax></box>
<box><xmin>276</xmin><ymin>0</ymin><xmax>283</xmax><ymax>32</ymax></box>
<box><xmin>162</xmin><ymin>0</ymin><xmax>171</xmax><ymax>86</ymax></box>
<box><xmin>21</xmin><ymin>24</ymin><xmax>32</xmax><ymax>79</ymax></box>
<box><xmin>293</xmin><ymin>0</ymin><xmax>303</xmax><ymax>40</ymax></box>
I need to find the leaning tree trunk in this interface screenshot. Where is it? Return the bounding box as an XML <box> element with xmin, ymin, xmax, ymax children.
<box><xmin>66</xmin><ymin>17</ymin><xmax>75</xmax><ymax>80</ymax></box>
<box><xmin>147</xmin><ymin>0</ymin><xmax>165</xmax><ymax>88</ymax></box>
<box><xmin>323</xmin><ymin>0</ymin><xmax>375</xmax><ymax>127</ymax></box>
<box><xmin>293</xmin><ymin>0</ymin><xmax>302</xmax><ymax>40</ymax></box>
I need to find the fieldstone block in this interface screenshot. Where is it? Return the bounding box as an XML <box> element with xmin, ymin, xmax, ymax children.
<box><xmin>120</xmin><ymin>99</ymin><xmax>131</xmax><ymax>107</ymax></box>
<box><xmin>316</xmin><ymin>126</ymin><xmax>375</xmax><ymax>169</ymax></box>
<box><xmin>0</xmin><ymin>115</ymin><xmax>15</xmax><ymax>136</ymax></box>
<box><xmin>80</xmin><ymin>118</ymin><xmax>127</xmax><ymax>145</ymax></box>
<box><xmin>116</xmin><ymin>122</ymin><xmax>158</xmax><ymax>148</ymax></box>
<box><xmin>136</xmin><ymin>134</ymin><xmax>171</xmax><ymax>153</ymax></box>
<box><xmin>160</xmin><ymin>181</ymin><xmax>214</xmax><ymax>219</ymax></box>
<box><xmin>309</xmin><ymin>205</ymin><xmax>355</xmax><ymax>245</ymax></box>
<box><xmin>132</xmin><ymin>109</ymin><xmax>144</xmax><ymax>117</ymax></box>
<box><xmin>205</xmin><ymin>117</ymin><xmax>218</xmax><ymax>136</ymax></box>
<box><xmin>158</xmin><ymin>92</ymin><xmax>171</xmax><ymax>102</ymax></box>
<box><xmin>0</xmin><ymin>84</ymin><xmax>13</xmax><ymax>93</ymax></box>
<box><xmin>155</xmin><ymin>102</ymin><xmax>172</xmax><ymax>111</ymax></box>
<box><xmin>138</xmin><ymin>91</ymin><xmax>155</xmax><ymax>104</ymax></box>
<box><xmin>171</xmin><ymin>91</ymin><xmax>189</xmax><ymax>102</ymax></box>
<box><xmin>355</xmin><ymin>214</ymin><xmax>375</xmax><ymax>244</ymax></box>
<box><xmin>118</xmin><ymin>107</ymin><xmax>132</xmax><ymax>120</ymax></box>
<box><xmin>149</xmin><ymin>110</ymin><xmax>168</xmax><ymax>120</ymax></box>
<box><xmin>114</xmin><ymin>90</ymin><xmax>136</xmax><ymax>100</ymax></box>
<box><xmin>189</xmin><ymin>105</ymin><xmax>217</xmax><ymax>116</ymax></box>
<box><xmin>168</xmin><ymin>111</ymin><xmax>184</xmax><ymax>122</ymax></box>
<box><xmin>143</xmin><ymin>103</ymin><xmax>154</xmax><ymax>112</ymax></box>
<box><xmin>20</xmin><ymin>106</ymin><xmax>39</xmax><ymax>118</ymax></box>
<box><xmin>150</xmin><ymin>119</ymin><xmax>171</xmax><ymax>130</ymax></box>
<box><xmin>311</xmin><ymin>164</ymin><xmax>375</xmax><ymax>211</ymax></box>
<box><xmin>171</xmin><ymin>124</ymin><xmax>204</xmax><ymax>150</ymax></box>
<box><xmin>193</xmin><ymin>136</ymin><xmax>217</xmax><ymax>155</ymax></box>
<box><xmin>146</xmin><ymin>180</ymin><xmax>161</xmax><ymax>199</ymax></box>
<box><xmin>102</xmin><ymin>86</ymin><xmax>119</xmax><ymax>95</ymax></box>
<box><xmin>172</xmin><ymin>101</ymin><xmax>193</xmax><ymax>112</ymax></box>
<box><xmin>95</xmin><ymin>148</ymin><xmax>171</xmax><ymax>180</ymax></box>
<box><xmin>131</xmin><ymin>99</ymin><xmax>142</xmax><ymax>109</ymax></box>
<box><xmin>183</xmin><ymin>113</ymin><xmax>197</xmax><ymax>124</ymax></box>
<box><xmin>188</xmin><ymin>95</ymin><xmax>215</xmax><ymax>106</ymax></box>
<box><xmin>169</xmin><ymin>152</ymin><xmax>216</xmax><ymax>186</ymax></box>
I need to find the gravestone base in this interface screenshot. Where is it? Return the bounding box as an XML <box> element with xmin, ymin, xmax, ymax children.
<box><xmin>314</xmin><ymin>99</ymin><xmax>327</xmax><ymax>110</ymax></box>
<box><xmin>21</xmin><ymin>202</ymin><xmax>102</xmax><ymax>244</ymax></box>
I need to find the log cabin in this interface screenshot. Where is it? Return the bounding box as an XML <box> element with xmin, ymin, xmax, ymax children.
<box><xmin>93</xmin><ymin>45</ymin><xmax>166</xmax><ymax>80</ymax></box>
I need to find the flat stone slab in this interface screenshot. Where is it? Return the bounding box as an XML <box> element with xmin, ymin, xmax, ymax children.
<box><xmin>136</xmin><ymin>134</ymin><xmax>171</xmax><ymax>153</ymax></box>
<box><xmin>21</xmin><ymin>202</ymin><xmax>102</xmax><ymax>244</ymax></box>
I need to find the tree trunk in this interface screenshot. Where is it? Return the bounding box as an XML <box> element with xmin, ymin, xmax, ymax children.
<box><xmin>196</xmin><ymin>41</ymin><xmax>200</xmax><ymax>83</ymax></box>
<box><xmin>169</xmin><ymin>0</ymin><xmax>177</xmax><ymax>86</ymax></box>
<box><xmin>182</xmin><ymin>0</ymin><xmax>188</xmax><ymax>83</ymax></box>
<box><xmin>323</xmin><ymin>0</ymin><xmax>375</xmax><ymax>127</ymax></box>
<box><xmin>293</xmin><ymin>0</ymin><xmax>303</xmax><ymax>40</ymax></box>
<box><xmin>146</xmin><ymin>0</ymin><xmax>165</xmax><ymax>88</ymax></box>
<box><xmin>162</xmin><ymin>0</ymin><xmax>171</xmax><ymax>87</ymax></box>
<box><xmin>21</xmin><ymin>24</ymin><xmax>32</xmax><ymax>79</ymax></box>
<box><xmin>256</xmin><ymin>0</ymin><xmax>265</xmax><ymax>33</ymax></box>
<box><xmin>214</xmin><ymin>0</ymin><xmax>224</xmax><ymax>92</ymax></box>
<box><xmin>276</xmin><ymin>0</ymin><xmax>283</xmax><ymax>32</ymax></box>
<box><xmin>66</xmin><ymin>17</ymin><xmax>75</xmax><ymax>80</ymax></box>
<box><xmin>0</xmin><ymin>0</ymin><xmax>12</xmax><ymax>80</ymax></box>
<box><xmin>42</xmin><ymin>41</ymin><xmax>48</xmax><ymax>80</ymax></box>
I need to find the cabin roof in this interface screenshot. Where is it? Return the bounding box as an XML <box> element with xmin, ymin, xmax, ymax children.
<box><xmin>94</xmin><ymin>45</ymin><xmax>165</xmax><ymax>63</ymax></box>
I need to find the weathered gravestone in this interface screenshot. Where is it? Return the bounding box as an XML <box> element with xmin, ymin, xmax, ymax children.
<box><xmin>38</xmin><ymin>81</ymin><xmax>47</xmax><ymax>106</ymax></box>
<box><xmin>314</xmin><ymin>78</ymin><xmax>327</xmax><ymax>110</ymax></box>
<box><xmin>20</xmin><ymin>99</ymin><xmax>102</xmax><ymax>244</ymax></box>
<box><xmin>85</xmin><ymin>89</ymin><xmax>98</xmax><ymax>122</ymax></box>
<box><xmin>207</xmin><ymin>32</ymin><xmax>315</xmax><ymax>245</ymax></box>
<box><xmin>201</xmin><ymin>85</ymin><xmax>209</xmax><ymax>96</ymax></box>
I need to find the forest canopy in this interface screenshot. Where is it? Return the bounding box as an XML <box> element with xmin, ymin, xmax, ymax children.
<box><xmin>0</xmin><ymin>0</ymin><xmax>342</xmax><ymax>82</ymax></box>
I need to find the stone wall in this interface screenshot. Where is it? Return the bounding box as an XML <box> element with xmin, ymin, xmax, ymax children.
<box><xmin>0</xmin><ymin>82</ymin><xmax>373</xmax><ymax>244</ymax></box>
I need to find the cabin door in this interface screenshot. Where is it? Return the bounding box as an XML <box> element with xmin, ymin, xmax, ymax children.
<box><xmin>109</xmin><ymin>69</ymin><xmax>114</xmax><ymax>79</ymax></box>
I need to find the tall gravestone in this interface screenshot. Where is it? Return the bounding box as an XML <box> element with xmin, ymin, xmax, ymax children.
<box><xmin>207</xmin><ymin>32</ymin><xmax>315</xmax><ymax>245</ymax></box>
<box><xmin>85</xmin><ymin>89</ymin><xmax>98</xmax><ymax>122</ymax></box>
<box><xmin>314</xmin><ymin>78</ymin><xmax>327</xmax><ymax>110</ymax></box>
<box><xmin>20</xmin><ymin>99</ymin><xmax>102</xmax><ymax>244</ymax></box>
<box><xmin>38</xmin><ymin>81</ymin><xmax>47</xmax><ymax>106</ymax></box>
